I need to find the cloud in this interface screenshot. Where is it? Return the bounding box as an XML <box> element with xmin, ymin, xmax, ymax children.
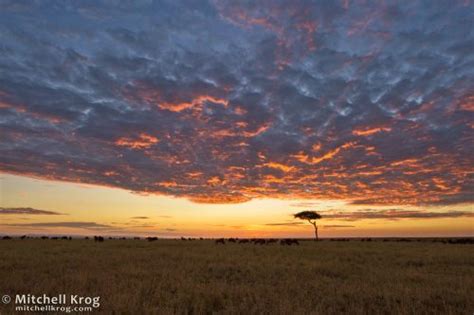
<box><xmin>318</xmin><ymin>209</ymin><xmax>474</xmax><ymax>221</ymax></box>
<box><xmin>0</xmin><ymin>207</ymin><xmax>65</xmax><ymax>215</ymax></box>
<box><xmin>130</xmin><ymin>216</ymin><xmax>149</xmax><ymax>220</ymax></box>
<box><xmin>3</xmin><ymin>221</ymin><xmax>116</xmax><ymax>230</ymax></box>
<box><xmin>321</xmin><ymin>225</ymin><xmax>355</xmax><ymax>228</ymax></box>
<box><xmin>265</xmin><ymin>222</ymin><xmax>304</xmax><ymax>227</ymax></box>
<box><xmin>0</xmin><ymin>1</ymin><xmax>472</xmax><ymax>206</ymax></box>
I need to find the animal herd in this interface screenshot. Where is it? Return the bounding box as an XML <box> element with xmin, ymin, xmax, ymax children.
<box><xmin>1</xmin><ymin>235</ymin><xmax>473</xmax><ymax>245</ymax></box>
<box><xmin>215</xmin><ymin>238</ymin><xmax>300</xmax><ymax>245</ymax></box>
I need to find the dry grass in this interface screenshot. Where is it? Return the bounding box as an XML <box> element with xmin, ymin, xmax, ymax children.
<box><xmin>0</xmin><ymin>239</ymin><xmax>473</xmax><ymax>314</ymax></box>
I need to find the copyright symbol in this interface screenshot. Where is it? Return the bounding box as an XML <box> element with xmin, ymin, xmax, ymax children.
<box><xmin>2</xmin><ymin>295</ymin><xmax>11</xmax><ymax>304</ymax></box>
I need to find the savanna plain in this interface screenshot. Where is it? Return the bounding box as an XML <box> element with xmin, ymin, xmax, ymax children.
<box><xmin>0</xmin><ymin>238</ymin><xmax>473</xmax><ymax>314</ymax></box>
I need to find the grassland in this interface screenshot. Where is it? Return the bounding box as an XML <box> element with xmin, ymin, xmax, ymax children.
<box><xmin>0</xmin><ymin>239</ymin><xmax>473</xmax><ymax>314</ymax></box>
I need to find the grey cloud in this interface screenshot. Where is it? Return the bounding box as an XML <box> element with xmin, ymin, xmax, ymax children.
<box><xmin>265</xmin><ymin>222</ymin><xmax>304</xmax><ymax>227</ymax></box>
<box><xmin>0</xmin><ymin>207</ymin><xmax>65</xmax><ymax>215</ymax></box>
<box><xmin>319</xmin><ymin>209</ymin><xmax>474</xmax><ymax>221</ymax></box>
<box><xmin>0</xmin><ymin>1</ymin><xmax>472</xmax><ymax>205</ymax></box>
<box><xmin>3</xmin><ymin>221</ymin><xmax>115</xmax><ymax>230</ymax></box>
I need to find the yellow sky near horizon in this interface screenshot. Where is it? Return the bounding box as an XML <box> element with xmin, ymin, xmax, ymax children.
<box><xmin>1</xmin><ymin>173</ymin><xmax>473</xmax><ymax>237</ymax></box>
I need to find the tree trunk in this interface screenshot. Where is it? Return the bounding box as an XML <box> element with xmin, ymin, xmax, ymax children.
<box><xmin>311</xmin><ymin>221</ymin><xmax>318</xmax><ymax>241</ymax></box>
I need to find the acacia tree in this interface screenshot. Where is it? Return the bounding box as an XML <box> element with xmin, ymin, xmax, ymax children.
<box><xmin>294</xmin><ymin>211</ymin><xmax>322</xmax><ymax>240</ymax></box>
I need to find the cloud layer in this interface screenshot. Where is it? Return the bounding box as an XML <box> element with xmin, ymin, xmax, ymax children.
<box><xmin>318</xmin><ymin>209</ymin><xmax>474</xmax><ymax>221</ymax></box>
<box><xmin>3</xmin><ymin>221</ymin><xmax>114</xmax><ymax>230</ymax></box>
<box><xmin>0</xmin><ymin>1</ymin><xmax>473</xmax><ymax>205</ymax></box>
<box><xmin>0</xmin><ymin>207</ymin><xmax>64</xmax><ymax>215</ymax></box>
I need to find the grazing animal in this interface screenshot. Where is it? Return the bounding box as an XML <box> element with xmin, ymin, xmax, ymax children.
<box><xmin>146</xmin><ymin>237</ymin><xmax>158</xmax><ymax>242</ymax></box>
<box><xmin>238</xmin><ymin>239</ymin><xmax>249</xmax><ymax>244</ymax></box>
<box><xmin>41</xmin><ymin>236</ymin><xmax>49</xmax><ymax>240</ymax></box>
<box><xmin>215</xmin><ymin>238</ymin><xmax>225</xmax><ymax>245</ymax></box>
<box><xmin>51</xmin><ymin>237</ymin><xmax>59</xmax><ymax>240</ymax></box>
<box><xmin>2</xmin><ymin>236</ymin><xmax>12</xmax><ymax>240</ymax></box>
<box><xmin>84</xmin><ymin>236</ymin><xmax>89</xmax><ymax>240</ymax></box>
<box><xmin>94</xmin><ymin>236</ymin><xmax>104</xmax><ymax>242</ymax></box>
<box><xmin>396</xmin><ymin>238</ymin><xmax>409</xmax><ymax>242</ymax></box>
<box><xmin>280</xmin><ymin>239</ymin><xmax>299</xmax><ymax>246</ymax></box>
<box><xmin>253</xmin><ymin>239</ymin><xmax>266</xmax><ymax>245</ymax></box>
<box><xmin>20</xmin><ymin>235</ymin><xmax>27</xmax><ymax>239</ymax></box>
<box><xmin>448</xmin><ymin>238</ymin><xmax>474</xmax><ymax>245</ymax></box>
<box><xmin>228</xmin><ymin>238</ymin><xmax>237</xmax><ymax>243</ymax></box>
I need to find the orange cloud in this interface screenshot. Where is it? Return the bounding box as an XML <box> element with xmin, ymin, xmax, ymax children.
<box><xmin>458</xmin><ymin>95</ymin><xmax>474</xmax><ymax>112</ymax></box>
<box><xmin>159</xmin><ymin>95</ymin><xmax>228</xmax><ymax>112</ymax></box>
<box><xmin>353</xmin><ymin>127</ymin><xmax>392</xmax><ymax>136</ymax></box>
<box><xmin>264</xmin><ymin>162</ymin><xmax>294</xmax><ymax>173</ymax></box>
<box><xmin>189</xmin><ymin>194</ymin><xmax>251</xmax><ymax>204</ymax></box>
<box><xmin>308</xmin><ymin>142</ymin><xmax>356</xmax><ymax>165</ymax></box>
<box><xmin>115</xmin><ymin>133</ymin><xmax>159</xmax><ymax>149</ymax></box>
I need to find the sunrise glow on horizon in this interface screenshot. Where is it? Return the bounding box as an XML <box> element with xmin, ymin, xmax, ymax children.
<box><xmin>0</xmin><ymin>1</ymin><xmax>473</xmax><ymax>238</ymax></box>
<box><xmin>1</xmin><ymin>173</ymin><xmax>472</xmax><ymax>238</ymax></box>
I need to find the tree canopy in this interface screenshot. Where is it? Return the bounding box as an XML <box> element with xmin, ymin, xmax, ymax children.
<box><xmin>294</xmin><ymin>211</ymin><xmax>322</xmax><ymax>221</ymax></box>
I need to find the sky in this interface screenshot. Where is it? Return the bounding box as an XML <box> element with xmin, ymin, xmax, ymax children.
<box><xmin>0</xmin><ymin>0</ymin><xmax>473</xmax><ymax>237</ymax></box>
